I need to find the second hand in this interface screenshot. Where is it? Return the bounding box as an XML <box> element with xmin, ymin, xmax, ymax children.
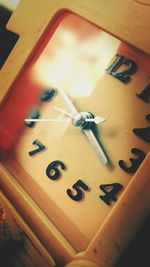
<box><xmin>24</xmin><ymin>117</ymin><xmax>104</xmax><ymax>123</ymax></box>
<box><xmin>25</xmin><ymin>118</ymin><xmax>71</xmax><ymax>122</ymax></box>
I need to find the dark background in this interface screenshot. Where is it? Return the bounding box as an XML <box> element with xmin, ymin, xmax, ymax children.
<box><xmin>115</xmin><ymin>215</ymin><xmax>150</xmax><ymax>267</ymax></box>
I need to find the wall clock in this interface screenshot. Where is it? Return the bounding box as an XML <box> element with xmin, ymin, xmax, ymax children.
<box><xmin>0</xmin><ymin>1</ymin><xmax>150</xmax><ymax>266</ymax></box>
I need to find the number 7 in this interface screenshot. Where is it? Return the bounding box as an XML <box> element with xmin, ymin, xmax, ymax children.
<box><xmin>29</xmin><ymin>139</ymin><xmax>46</xmax><ymax>156</ymax></box>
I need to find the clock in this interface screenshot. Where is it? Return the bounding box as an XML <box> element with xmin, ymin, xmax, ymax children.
<box><xmin>0</xmin><ymin>1</ymin><xmax>150</xmax><ymax>267</ymax></box>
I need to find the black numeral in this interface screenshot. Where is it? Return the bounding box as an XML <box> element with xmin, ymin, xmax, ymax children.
<box><xmin>99</xmin><ymin>183</ymin><xmax>123</xmax><ymax>205</ymax></box>
<box><xmin>136</xmin><ymin>84</ymin><xmax>150</xmax><ymax>103</ymax></box>
<box><xmin>25</xmin><ymin>108</ymin><xmax>40</xmax><ymax>128</ymax></box>
<box><xmin>40</xmin><ymin>88</ymin><xmax>57</xmax><ymax>102</ymax></box>
<box><xmin>67</xmin><ymin>179</ymin><xmax>89</xmax><ymax>201</ymax></box>
<box><xmin>133</xmin><ymin>114</ymin><xmax>150</xmax><ymax>142</ymax></box>
<box><xmin>29</xmin><ymin>140</ymin><xmax>46</xmax><ymax>156</ymax></box>
<box><xmin>25</xmin><ymin>88</ymin><xmax>57</xmax><ymax>128</ymax></box>
<box><xmin>106</xmin><ymin>54</ymin><xmax>137</xmax><ymax>83</ymax></box>
<box><xmin>46</xmin><ymin>160</ymin><xmax>66</xmax><ymax>180</ymax></box>
<box><xmin>118</xmin><ymin>148</ymin><xmax>146</xmax><ymax>174</ymax></box>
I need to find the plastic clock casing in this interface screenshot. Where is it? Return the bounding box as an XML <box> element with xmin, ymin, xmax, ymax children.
<box><xmin>0</xmin><ymin>1</ymin><xmax>150</xmax><ymax>267</ymax></box>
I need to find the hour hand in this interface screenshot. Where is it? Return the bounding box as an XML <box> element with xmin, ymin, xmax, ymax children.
<box><xmin>84</xmin><ymin>129</ymin><xmax>108</xmax><ymax>165</ymax></box>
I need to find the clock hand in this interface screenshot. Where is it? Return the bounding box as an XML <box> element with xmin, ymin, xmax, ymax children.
<box><xmin>53</xmin><ymin>106</ymin><xmax>106</xmax><ymax>124</ymax></box>
<box><xmin>84</xmin><ymin>129</ymin><xmax>108</xmax><ymax>165</ymax></box>
<box><xmin>25</xmin><ymin>90</ymin><xmax>107</xmax><ymax>164</ymax></box>
<box><xmin>24</xmin><ymin>118</ymin><xmax>71</xmax><ymax>122</ymax></box>
<box><xmin>83</xmin><ymin>116</ymin><xmax>105</xmax><ymax>124</ymax></box>
<box><xmin>53</xmin><ymin>106</ymin><xmax>73</xmax><ymax>117</ymax></box>
<box><xmin>59</xmin><ymin>88</ymin><xmax>78</xmax><ymax>114</ymax></box>
<box><xmin>25</xmin><ymin>116</ymin><xmax>105</xmax><ymax>123</ymax></box>
<box><xmin>58</xmin><ymin>88</ymin><xmax>108</xmax><ymax>165</ymax></box>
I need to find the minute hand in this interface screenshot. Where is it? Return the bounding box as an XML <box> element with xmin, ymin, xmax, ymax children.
<box><xmin>59</xmin><ymin>88</ymin><xmax>108</xmax><ymax>165</ymax></box>
<box><xmin>59</xmin><ymin>88</ymin><xmax>78</xmax><ymax>114</ymax></box>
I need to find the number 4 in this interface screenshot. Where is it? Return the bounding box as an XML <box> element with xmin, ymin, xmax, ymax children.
<box><xmin>99</xmin><ymin>183</ymin><xmax>123</xmax><ymax>205</ymax></box>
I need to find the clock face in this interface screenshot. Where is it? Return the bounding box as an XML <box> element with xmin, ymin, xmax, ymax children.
<box><xmin>0</xmin><ymin>13</ymin><xmax>150</xmax><ymax>251</ymax></box>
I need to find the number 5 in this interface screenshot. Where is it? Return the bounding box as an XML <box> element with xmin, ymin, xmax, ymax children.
<box><xmin>67</xmin><ymin>179</ymin><xmax>89</xmax><ymax>201</ymax></box>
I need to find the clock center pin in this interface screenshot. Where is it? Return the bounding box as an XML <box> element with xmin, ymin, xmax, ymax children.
<box><xmin>72</xmin><ymin>112</ymin><xmax>95</xmax><ymax>130</ymax></box>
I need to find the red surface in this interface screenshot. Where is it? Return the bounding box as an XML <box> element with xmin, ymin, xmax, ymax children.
<box><xmin>0</xmin><ymin>10</ymin><xmax>70</xmax><ymax>152</ymax></box>
<box><xmin>0</xmin><ymin>71</ymin><xmax>41</xmax><ymax>151</ymax></box>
